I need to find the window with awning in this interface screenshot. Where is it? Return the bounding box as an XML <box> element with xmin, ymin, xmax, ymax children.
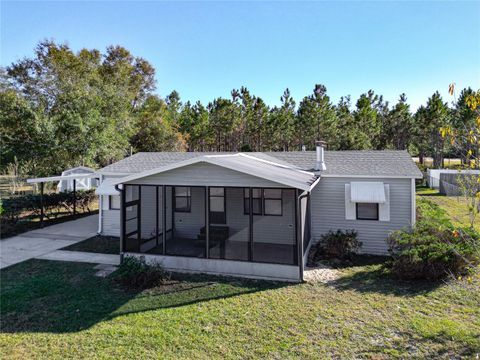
<box><xmin>350</xmin><ymin>182</ymin><xmax>386</xmax><ymax>203</ymax></box>
<box><xmin>345</xmin><ymin>182</ymin><xmax>390</xmax><ymax>222</ymax></box>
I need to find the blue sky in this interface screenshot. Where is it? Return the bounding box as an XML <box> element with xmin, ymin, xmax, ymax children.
<box><xmin>1</xmin><ymin>1</ymin><xmax>479</xmax><ymax>110</ymax></box>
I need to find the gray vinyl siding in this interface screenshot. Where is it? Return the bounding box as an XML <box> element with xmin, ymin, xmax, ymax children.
<box><xmin>310</xmin><ymin>177</ymin><xmax>412</xmax><ymax>255</ymax></box>
<box><xmin>174</xmin><ymin>187</ymin><xmax>205</xmax><ymax>239</ymax></box>
<box><xmin>253</xmin><ymin>189</ymin><xmax>296</xmax><ymax>245</ymax></box>
<box><xmin>100</xmin><ymin>175</ymin><xmax>123</xmax><ymax>237</ymax></box>
<box><xmin>125</xmin><ymin>162</ymin><xmax>288</xmax><ymax>188</ymax></box>
<box><xmin>140</xmin><ymin>186</ymin><xmax>158</xmax><ymax>240</ymax></box>
<box><xmin>225</xmin><ymin>188</ymin><xmax>249</xmax><ymax>242</ymax></box>
<box><xmin>102</xmin><ymin>209</ymin><xmax>120</xmax><ymax>237</ymax></box>
<box><xmin>224</xmin><ymin>188</ymin><xmax>295</xmax><ymax>244</ymax></box>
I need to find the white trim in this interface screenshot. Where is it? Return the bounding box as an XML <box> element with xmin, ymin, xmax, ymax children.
<box><xmin>27</xmin><ymin>173</ymin><xmax>99</xmax><ymax>183</ymax></box>
<box><xmin>411</xmin><ymin>178</ymin><xmax>416</xmax><ymax>226</ymax></box>
<box><xmin>378</xmin><ymin>184</ymin><xmax>390</xmax><ymax>222</ymax></box>
<box><xmin>239</xmin><ymin>153</ymin><xmax>314</xmax><ymax>176</ymax></box>
<box><xmin>308</xmin><ymin>176</ymin><xmax>321</xmax><ymax>191</ymax></box>
<box><xmin>96</xmin><ymin>172</ymin><xmax>132</xmax><ymax>176</ymax></box>
<box><xmin>321</xmin><ymin>174</ymin><xmax>423</xmax><ymax>179</ymax></box>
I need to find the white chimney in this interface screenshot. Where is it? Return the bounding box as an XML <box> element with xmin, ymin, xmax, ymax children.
<box><xmin>315</xmin><ymin>141</ymin><xmax>326</xmax><ymax>171</ymax></box>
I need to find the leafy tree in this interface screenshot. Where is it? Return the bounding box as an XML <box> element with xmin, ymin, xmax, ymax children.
<box><xmin>451</xmin><ymin>88</ymin><xmax>478</xmax><ymax>163</ymax></box>
<box><xmin>351</xmin><ymin>91</ymin><xmax>380</xmax><ymax>149</ymax></box>
<box><xmin>295</xmin><ymin>84</ymin><xmax>339</xmax><ymax>150</ymax></box>
<box><xmin>336</xmin><ymin>96</ymin><xmax>356</xmax><ymax>150</ymax></box>
<box><xmin>267</xmin><ymin>89</ymin><xmax>296</xmax><ymax>151</ymax></box>
<box><xmin>382</xmin><ymin>94</ymin><xmax>414</xmax><ymax>150</ymax></box>
<box><xmin>208</xmin><ymin>98</ymin><xmax>238</xmax><ymax>151</ymax></box>
<box><xmin>412</xmin><ymin>105</ymin><xmax>430</xmax><ymax>164</ymax></box>
<box><xmin>3</xmin><ymin>40</ymin><xmax>156</xmax><ymax>172</ymax></box>
<box><xmin>130</xmin><ymin>95</ymin><xmax>186</xmax><ymax>152</ymax></box>
<box><xmin>426</xmin><ymin>91</ymin><xmax>450</xmax><ymax>168</ymax></box>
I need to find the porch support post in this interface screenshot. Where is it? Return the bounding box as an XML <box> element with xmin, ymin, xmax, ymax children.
<box><xmin>119</xmin><ymin>185</ymin><xmax>125</xmax><ymax>257</ymax></box>
<box><xmin>205</xmin><ymin>186</ymin><xmax>209</xmax><ymax>259</ymax></box>
<box><xmin>162</xmin><ymin>185</ymin><xmax>166</xmax><ymax>255</ymax></box>
<box><xmin>155</xmin><ymin>186</ymin><xmax>159</xmax><ymax>247</ymax></box>
<box><xmin>297</xmin><ymin>189</ymin><xmax>308</xmax><ymax>282</ymax></box>
<box><xmin>40</xmin><ymin>182</ymin><xmax>44</xmax><ymax>228</ymax></box>
<box><xmin>248</xmin><ymin>187</ymin><xmax>253</xmax><ymax>262</ymax></box>
<box><xmin>137</xmin><ymin>186</ymin><xmax>141</xmax><ymax>252</ymax></box>
<box><xmin>73</xmin><ymin>179</ymin><xmax>76</xmax><ymax>215</ymax></box>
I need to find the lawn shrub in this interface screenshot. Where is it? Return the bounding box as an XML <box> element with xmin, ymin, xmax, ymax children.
<box><xmin>308</xmin><ymin>229</ymin><xmax>361</xmax><ymax>265</ymax></box>
<box><xmin>387</xmin><ymin>198</ymin><xmax>480</xmax><ymax>280</ymax></box>
<box><xmin>115</xmin><ymin>256</ymin><xmax>170</xmax><ymax>290</ymax></box>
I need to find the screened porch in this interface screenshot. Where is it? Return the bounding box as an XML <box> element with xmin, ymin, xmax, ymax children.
<box><xmin>120</xmin><ymin>184</ymin><xmax>300</xmax><ymax>266</ymax></box>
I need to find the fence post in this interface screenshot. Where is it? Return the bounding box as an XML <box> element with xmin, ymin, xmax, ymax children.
<box><xmin>73</xmin><ymin>179</ymin><xmax>76</xmax><ymax>215</ymax></box>
<box><xmin>40</xmin><ymin>182</ymin><xmax>44</xmax><ymax>228</ymax></box>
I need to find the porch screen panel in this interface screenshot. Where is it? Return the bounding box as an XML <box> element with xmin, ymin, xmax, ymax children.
<box><xmin>166</xmin><ymin>186</ymin><xmax>206</xmax><ymax>258</ymax></box>
<box><xmin>209</xmin><ymin>188</ymin><xmax>249</xmax><ymax>261</ymax></box>
<box><xmin>138</xmin><ymin>186</ymin><xmax>158</xmax><ymax>253</ymax></box>
<box><xmin>252</xmin><ymin>188</ymin><xmax>297</xmax><ymax>265</ymax></box>
<box><xmin>123</xmin><ymin>184</ymin><xmax>140</xmax><ymax>252</ymax></box>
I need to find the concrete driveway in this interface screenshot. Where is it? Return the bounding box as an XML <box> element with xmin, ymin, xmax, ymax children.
<box><xmin>0</xmin><ymin>215</ymin><xmax>99</xmax><ymax>269</ymax></box>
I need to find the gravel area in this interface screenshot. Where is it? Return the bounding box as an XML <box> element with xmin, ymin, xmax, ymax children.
<box><xmin>304</xmin><ymin>263</ymin><xmax>340</xmax><ymax>283</ymax></box>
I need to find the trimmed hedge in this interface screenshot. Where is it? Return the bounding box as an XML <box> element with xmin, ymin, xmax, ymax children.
<box><xmin>1</xmin><ymin>189</ymin><xmax>97</xmax><ymax>225</ymax></box>
<box><xmin>387</xmin><ymin>198</ymin><xmax>480</xmax><ymax>280</ymax></box>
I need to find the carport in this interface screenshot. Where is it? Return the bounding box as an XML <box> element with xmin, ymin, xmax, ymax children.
<box><xmin>27</xmin><ymin>173</ymin><xmax>99</xmax><ymax>227</ymax></box>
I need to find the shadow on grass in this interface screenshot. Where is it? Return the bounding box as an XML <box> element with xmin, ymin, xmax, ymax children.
<box><xmin>0</xmin><ymin>259</ymin><xmax>286</xmax><ymax>334</ymax></box>
<box><xmin>332</xmin><ymin>263</ymin><xmax>444</xmax><ymax>297</ymax></box>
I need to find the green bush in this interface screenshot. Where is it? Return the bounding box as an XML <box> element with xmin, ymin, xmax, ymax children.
<box><xmin>308</xmin><ymin>229</ymin><xmax>361</xmax><ymax>265</ymax></box>
<box><xmin>115</xmin><ymin>256</ymin><xmax>170</xmax><ymax>290</ymax></box>
<box><xmin>1</xmin><ymin>189</ymin><xmax>96</xmax><ymax>224</ymax></box>
<box><xmin>388</xmin><ymin>199</ymin><xmax>480</xmax><ymax>280</ymax></box>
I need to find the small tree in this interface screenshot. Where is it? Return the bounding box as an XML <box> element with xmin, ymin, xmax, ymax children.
<box><xmin>443</xmin><ymin>86</ymin><xmax>480</xmax><ymax>228</ymax></box>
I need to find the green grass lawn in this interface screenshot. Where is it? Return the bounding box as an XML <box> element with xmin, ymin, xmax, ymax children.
<box><xmin>416</xmin><ymin>186</ymin><xmax>479</xmax><ymax>231</ymax></box>
<box><xmin>1</xmin><ymin>259</ymin><xmax>479</xmax><ymax>359</ymax></box>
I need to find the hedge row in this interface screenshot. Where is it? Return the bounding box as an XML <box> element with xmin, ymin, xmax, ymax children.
<box><xmin>0</xmin><ymin>189</ymin><xmax>97</xmax><ymax>224</ymax></box>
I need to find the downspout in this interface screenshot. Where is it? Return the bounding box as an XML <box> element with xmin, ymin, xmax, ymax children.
<box><xmin>297</xmin><ymin>190</ymin><xmax>310</xmax><ymax>282</ymax></box>
<box><xmin>97</xmin><ymin>174</ymin><xmax>103</xmax><ymax>234</ymax></box>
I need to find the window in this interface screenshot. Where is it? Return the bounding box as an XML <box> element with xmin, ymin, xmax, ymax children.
<box><xmin>356</xmin><ymin>203</ymin><xmax>379</xmax><ymax>220</ymax></box>
<box><xmin>109</xmin><ymin>195</ymin><xmax>120</xmax><ymax>210</ymax></box>
<box><xmin>263</xmin><ymin>189</ymin><xmax>282</xmax><ymax>216</ymax></box>
<box><xmin>244</xmin><ymin>188</ymin><xmax>262</xmax><ymax>215</ymax></box>
<box><xmin>174</xmin><ymin>187</ymin><xmax>191</xmax><ymax>212</ymax></box>
<box><xmin>209</xmin><ymin>187</ymin><xmax>226</xmax><ymax>224</ymax></box>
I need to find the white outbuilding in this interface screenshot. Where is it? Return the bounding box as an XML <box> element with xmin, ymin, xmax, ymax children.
<box><xmin>57</xmin><ymin>166</ymin><xmax>98</xmax><ymax>192</ymax></box>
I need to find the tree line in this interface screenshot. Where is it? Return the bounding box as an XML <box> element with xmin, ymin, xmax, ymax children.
<box><xmin>1</xmin><ymin>41</ymin><xmax>477</xmax><ymax>177</ymax></box>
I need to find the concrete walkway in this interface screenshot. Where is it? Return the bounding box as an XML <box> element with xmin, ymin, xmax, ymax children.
<box><xmin>0</xmin><ymin>215</ymin><xmax>100</xmax><ymax>269</ymax></box>
<box><xmin>36</xmin><ymin>250</ymin><xmax>119</xmax><ymax>265</ymax></box>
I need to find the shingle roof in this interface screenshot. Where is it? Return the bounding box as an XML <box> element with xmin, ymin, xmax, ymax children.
<box><xmin>98</xmin><ymin>150</ymin><xmax>422</xmax><ymax>178</ymax></box>
<box><xmin>110</xmin><ymin>153</ymin><xmax>319</xmax><ymax>191</ymax></box>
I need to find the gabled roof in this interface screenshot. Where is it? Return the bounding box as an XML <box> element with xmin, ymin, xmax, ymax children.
<box><xmin>98</xmin><ymin>150</ymin><xmax>422</xmax><ymax>178</ymax></box>
<box><xmin>111</xmin><ymin>153</ymin><xmax>319</xmax><ymax>191</ymax></box>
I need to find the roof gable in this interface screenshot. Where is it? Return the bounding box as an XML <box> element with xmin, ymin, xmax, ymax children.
<box><xmin>112</xmin><ymin>154</ymin><xmax>318</xmax><ymax>191</ymax></box>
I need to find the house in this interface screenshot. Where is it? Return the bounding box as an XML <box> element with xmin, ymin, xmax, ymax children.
<box><xmin>95</xmin><ymin>143</ymin><xmax>422</xmax><ymax>282</ymax></box>
<box><xmin>57</xmin><ymin>166</ymin><xmax>98</xmax><ymax>192</ymax></box>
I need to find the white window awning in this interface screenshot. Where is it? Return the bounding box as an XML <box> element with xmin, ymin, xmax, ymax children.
<box><xmin>95</xmin><ymin>179</ymin><xmax>120</xmax><ymax>196</ymax></box>
<box><xmin>350</xmin><ymin>182</ymin><xmax>386</xmax><ymax>203</ymax></box>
